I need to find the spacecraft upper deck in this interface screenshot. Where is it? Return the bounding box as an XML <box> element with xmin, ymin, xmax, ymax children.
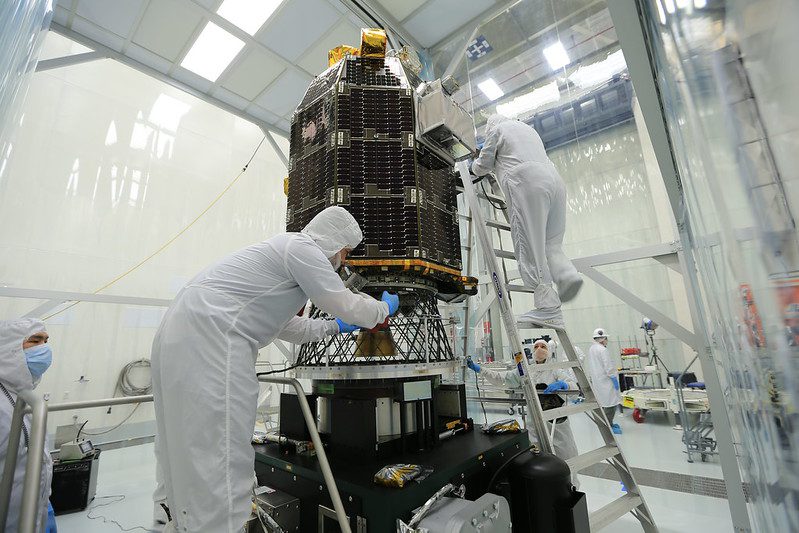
<box><xmin>285</xmin><ymin>51</ymin><xmax>475</xmax><ymax>298</ymax></box>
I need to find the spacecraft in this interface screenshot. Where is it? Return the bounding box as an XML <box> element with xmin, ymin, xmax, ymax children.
<box><xmin>285</xmin><ymin>29</ymin><xmax>477</xmax><ymax>383</ymax></box>
<box><xmin>262</xmin><ymin>31</ymin><xmax>584</xmax><ymax>533</ymax></box>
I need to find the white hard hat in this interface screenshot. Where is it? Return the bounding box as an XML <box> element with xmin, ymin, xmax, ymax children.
<box><xmin>592</xmin><ymin>328</ymin><xmax>608</xmax><ymax>339</ymax></box>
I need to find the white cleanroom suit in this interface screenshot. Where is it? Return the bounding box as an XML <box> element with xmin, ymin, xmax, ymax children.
<box><xmin>479</xmin><ymin>354</ymin><xmax>580</xmax><ymax>488</ymax></box>
<box><xmin>587</xmin><ymin>341</ymin><xmax>622</xmax><ymax>410</ymax></box>
<box><xmin>152</xmin><ymin>206</ymin><xmax>389</xmax><ymax>533</ymax></box>
<box><xmin>472</xmin><ymin>114</ymin><xmax>582</xmax><ymax>323</ymax></box>
<box><xmin>0</xmin><ymin>319</ymin><xmax>52</xmax><ymax>533</ymax></box>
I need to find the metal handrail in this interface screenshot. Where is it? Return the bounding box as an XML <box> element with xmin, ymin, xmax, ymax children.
<box><xmin>3</xmin><ymin>379</ymin><xmax>351</xmax><ymax>533</ymax></box>
<box><xmin>258</xmin><ymin>376</ymin><xmax>351</xmax><ymax>533</ymax></box>
<box><xmin>0</xmin><ymin>393</ymin><xmax>152</xmax><ymax>532</ymax></box>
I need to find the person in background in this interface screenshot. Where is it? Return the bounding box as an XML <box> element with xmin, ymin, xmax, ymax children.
<box><xmin>471</xmin><ymin>114</ymin><xmax>583</xmax><ymax>329</ymax></box>
<box><xmin>586</xmin><ymin>328</ymin><xmax>623</xmax><ymax>434</ymax></box>
<box><xmin>0</xmin><ymin>318</ymin><xmax>56</xmax><ymax>533</ymax></box>
<box><xmin>152</xmin><ymin>206</ymin><xmax>399</xmax><ymax>533</ymax></box>
<box><xmin>467</xmin><ymin>338</ymin><xmax>580</xmax><ymax>487</ymax></box>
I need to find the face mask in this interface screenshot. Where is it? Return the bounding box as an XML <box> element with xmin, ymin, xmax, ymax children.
<box><xmin>534</xmin><ymin>347</ymin><xmax>548</xmax><ymax>362</ymax></box>
<box><xmin>24</xmin><ymin>344</ymin><xmax>52</xmax><ymax>379</ymax></box>
<box><xmin>329</xmin><ymin>253</ymin><xmax>341</xmax><ymax>270</ymax></box>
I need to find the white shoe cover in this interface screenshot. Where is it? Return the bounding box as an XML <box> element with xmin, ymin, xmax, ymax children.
<box><xmin>518</xmin><ymin>308</ymin><xmax>565</xmax><ymax>329</ymax></box>
<box><xmin>558</xmin><ymin>275</ymin><xmax>583</xmax><ymax>303</ymax></box>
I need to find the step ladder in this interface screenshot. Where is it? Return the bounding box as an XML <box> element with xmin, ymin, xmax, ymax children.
<box><xmin>455</xmin><ymin>161</ymin><xmax>657</xmax><ymax>533</ymax></box>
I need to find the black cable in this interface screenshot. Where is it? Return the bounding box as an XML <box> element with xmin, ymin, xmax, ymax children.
<box><xmin>86</xmin><ymin>495</ymin><xmax>158</xmax><ymax>532</ymax></box>
<box><xmin>487</xmin><ymin>443</ymin><xmax>536</xmax><ymax>491</ymax></box>
<box><xmin>480</xmin><ymin>179</ymin><xmax>506</xmax><ymax>211</ymax></box>
<box><xmin>257</xmin><ymin>362</ymin><xmax>302</xmax><ymax>376</ymax></box>
<box><xmin>473</xmin><ymin>368</ymin><xmax>488</xmax><ymax>426</ymax></box>
<box><xmin>243</xmin><ymin>135</ymin><xmax>267</xmax><ymax>171</ymax></box>
<box><xmin>74</xmin><ymin>419</ymin><xmax>89</xmax><ymax>441</ymax></box>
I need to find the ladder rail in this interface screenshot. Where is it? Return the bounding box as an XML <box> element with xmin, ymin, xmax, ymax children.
<box><xmin>456</xmin><ymin>162</ymin><xmax>658</xmax><ymax>532</ymax></box>
<box><xmin>457</xmin><ymin>161</ymin><xmax>556</xmax><ymax>453</ymax></box>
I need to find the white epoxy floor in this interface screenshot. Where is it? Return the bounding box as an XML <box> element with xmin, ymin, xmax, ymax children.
<box><xmin>54</xmin><ymin>405</ymin><xmax>734</xmax><ymax>533</ymax></box>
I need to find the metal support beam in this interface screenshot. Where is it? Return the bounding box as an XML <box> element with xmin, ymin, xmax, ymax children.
<box><xmin>677</xmin><ymin>236</ymin><xmax>752</xmax><ymax>532</ymax></box>
<box><xmin>338</xmin><ymin>0</ymin><xmax>425</xmax><ymax>53</ymax></box>
<box><xmin>606</xmin><ymin>1</ymin><xmax>684</xmax><ymax>225</ymax></box>
<box><xmin>572</xmin><ymin>241</ymin><xmax>681</xmax><ymax>270</ymax></box>
<box><xmin>579</xmin><ymin>265</ymin><xmax>702</xmax><ymax>351</ymax></box>
<box><xmin>48</xmin><ymin>24</ymin><xmax>289</xmax><ymax>138</ymax></box>
<box><xmin>0</xmin><ymin>286</ymin><xmax>171</xmax><ymax>308</ymax></box>
<box><xmin>261</xmin><ymin>127</ymin><xmax>289</xmax><ymax>168</ymax></box>
<box><xmin>35</xmin><ymin>50</ymin><xmax>105</xmax><ymax>72</ymax></box>
<box><xmin>272</xmin><ymin>340</ymin><xmax>292</xmax><ymax>360</ymax></box>
<box><xmin>608</xmin><ymin>2</ymin><xmax>752</xmax><ymax>530</ymax></box>
<box><xmin>24</xmin><ymin>299</ymin><xmax>68</xmax><ymax>318</ymax></box>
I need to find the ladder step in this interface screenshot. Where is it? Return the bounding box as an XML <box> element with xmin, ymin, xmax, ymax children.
<box><xmin>477</xmin><ymin>191</ymin><xmax>506</xmax><ymax>204</ymax></box>
<box><xmin>533</xmin><ymin>360</ymin><xmax>581</xmax><ymax>372</ymax></box>
<box><xmin>589</xmin><ymin>494</ymin><xmax>643</xmax><ymax>531</ymax></box>
<box><xmin>506</xmin><ymin>284</ymin><xmax>534</xmax><ymax>293</ymax></box>
<box><xmin>542</xmin><ymin>401</ymin><xmax>599</xmax><ymax>421</ymax></box>
<box><xmin>494</xmin><ymin>249</ymin><xmax>516</xmax><ymax>260</ymax></box>
<box><xmin>566</xmin><ymin>444</ymin><xmax>620</xmax><ymax>473</ymax></box>
<box><xmin>517</xmin><ymin>319</ymin><xmax>566</xmax><ymax>331</ymax></box>
<box><xmin>486</xmin><ymin>219</ymin><xmax>511</xmax><ymax>231</ymax></box>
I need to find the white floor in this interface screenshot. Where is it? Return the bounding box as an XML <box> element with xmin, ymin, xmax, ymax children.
<box><xmin>570</xmin><ymin>407</ymin><xmax>724</xmax><ymax>479</ymax></box>
<box><xmin>55</xmin><ymin>407</ymin><xmax>734</xmax><ymax>533</ymax></box>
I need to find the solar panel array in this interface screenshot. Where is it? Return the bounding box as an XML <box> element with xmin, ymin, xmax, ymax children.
<box><xmin>286</xmin><ymin>57</ymin><xmax>462</xmax><ymax>273</ymax></box>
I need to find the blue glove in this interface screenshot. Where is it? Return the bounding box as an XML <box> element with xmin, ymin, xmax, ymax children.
<box><xmin>335</xmin><ymin>318</ymin><xmax>358</xmax><ymax>334</ymax></box>
<box><xmin>610</xmin><ymin>376</ymin><xmax>620</xmax><ymax>391</ymax></box>
<box><xmin>381</xmin><ymin>291</ymin><xmax>399</xmax><ymax>316</ymax></box>
<box><xmin>476</xmin><ymin>141</ymin><xmax>484</xmax><ymax>151</ymax></box>
<box><xmin>543</xmin><ymin>380</ymin><xmax>568</xmax><ymax>393</ymax></box>
<box><xmin>467</xmin><ymin>359</ymin><xmax>481</xmax><ymax>373</ymax></box>
<box><xmin>46</xmin><ymin>500</ymin><xmax>56</xmax><ymax>533</ymax></box>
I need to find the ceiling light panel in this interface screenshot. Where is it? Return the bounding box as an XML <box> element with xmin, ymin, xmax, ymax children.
<box><xmin>543</xmin><ymin>41</ymin><xmax>570</xmax><ymax>71</ymax></box>
<box><xmin>256</xmin><ymin>0</ymin><xmax>339</xmax><ymax>62</ymax></box>
<box><xmin>217</xmin><ymin>0</ymin><xmax>284</xmax><ymax>36</ymax></box>
<box><xmin>477</xmin><ymin>78</ymin><xmax>504</xmax><ymax>101</ymax></box>
<box><xmin>133</xmin><ymin>0</ymin><xmax>204</xmax><ymax>61</ymax></box>
<box><xmin>180</xmin><ymin>22</ymin><xmax>245</xmax><ymax>81</ymax></box>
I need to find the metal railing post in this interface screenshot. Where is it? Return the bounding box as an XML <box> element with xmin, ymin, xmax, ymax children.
<box><xmin>0</xmin><ymin>393</ymin><xmax>153</xmax><ymax>533</ymax></box>
<box><xmin>258</xmin><ymin>376</ymin><xmax>351</xmax><ymax>533</ymax></box>
<box><xmin>0</xmin><ymin>397</ymin><xmax>27</xmax><ymax>531</ymax></box>
<box><xmin>17</xmin><ymin>390</ymin><xmax>47</xmax><ymax>533</ymax></box>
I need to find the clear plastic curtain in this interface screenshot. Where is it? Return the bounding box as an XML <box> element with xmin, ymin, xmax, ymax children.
<box><xmin>638</xmin><ymin>0</ymin><xmax>799</xmax><ymax>530</ymax></box>
<box><xmin>0</xmin><ymin>0</ymin><xmax>53</xmax><ymax>153</ymax></box>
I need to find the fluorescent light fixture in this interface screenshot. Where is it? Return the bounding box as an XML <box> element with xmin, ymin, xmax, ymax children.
<box><xmin>543</xmin><ymin>41</ymin><xmax>570</xmax><ymax>71</ymax></box>
<box><xmin>496</xmin><ymin>81</ymin><xmax>560</xmax><ymax>118</ymax></box>
<box><xmin>664</xmin><ymin>0</ymin><xmax>676</xmax><ymax>14</ymax></box>
<box><xmin>181</xmin><ymin>22</ymin><xmax>245</xmax><ymax>81</ymax></box>
<box><xmin>694</xmin><ymin>0</ymin><xmax>707</xmax><ymax>7</ymax></box>
<box><xmin>568</xmin><ymin>50</ymin><xmax>627</xmax><ymax>89</ymax></box>
<box><xmin>656</xmin><ymin>1</ymin><xmax>667</xmax><ymax>23</ymax></box>
<box><xmin>477</xmin><ymin>78</ymin><xmax>504</xmax><ymax>101</ymax></box>
<box><xmin>217</xmin><ymin>0</ymin><xmax>283</xmax><ymax>35</ymax></box>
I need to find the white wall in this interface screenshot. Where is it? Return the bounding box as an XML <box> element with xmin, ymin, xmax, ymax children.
<box><xmin>0</xmin><ymin>32</ymin><xmax>291</xmax><ymax>439</ymax></box>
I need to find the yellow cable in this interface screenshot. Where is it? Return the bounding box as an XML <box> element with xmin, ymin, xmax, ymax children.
<box><xmin>43</xmin><ymin>136</ymin><xmax>267</xmax><ymax>321</ymax></box>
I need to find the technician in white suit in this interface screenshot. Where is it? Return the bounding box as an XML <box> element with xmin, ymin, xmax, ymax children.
<box><xmin>468</xmin><ymin>338</ymin><xmax>580</xmax><ymax>487</ymax></box>
<box><xmin>152</xmin><ymin>206</ymin><xmax>398</xmax><ymax>533</ymax></box>
<box><xmin>586</xmin><ymin>327</ymin><xmax>622</xmax><ymax>434</ymax></box>
<box><xmin>0</xmin><ymin>318</ymin><xmax>54</xmax><ymax>533</ymax></box>
<box><xmin>472</xmin><ymin>114</ymin><xmax>582</xmax><ymax>328</ymax></box>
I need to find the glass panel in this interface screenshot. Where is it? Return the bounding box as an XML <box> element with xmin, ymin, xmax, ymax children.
<box><xmin>438</xmin><ymin>0</ymin><xmax>737</xmax><ymax>529</ymax></box>
<box><xmin>639</xmin><ymin>0</ymin><xmax>799</xmax><ymax>529</ymax></box>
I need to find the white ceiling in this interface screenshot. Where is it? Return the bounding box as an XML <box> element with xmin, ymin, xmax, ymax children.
<box><xmin>49</xmin><ymin>0</ymin><xmax>511</xmax><ymax>136</ymax></box>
